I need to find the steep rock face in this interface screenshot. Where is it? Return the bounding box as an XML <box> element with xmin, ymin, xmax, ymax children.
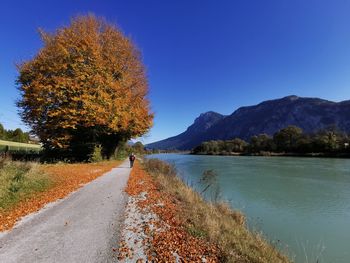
<box><xmin>147</xmin><ymin>96</ymin><xmax>350</xmax><ymax>150</ymax></box>
<box><xmin>146</xmin><ymin>111</ymin><xmax>225</xmax><ymax>150</ymax></box>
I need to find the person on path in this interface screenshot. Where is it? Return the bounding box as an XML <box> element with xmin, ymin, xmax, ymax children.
<box><xmin>129</xmin><ymin>153</ymin><xmax>136</xmax><ymax>168</ymax></box>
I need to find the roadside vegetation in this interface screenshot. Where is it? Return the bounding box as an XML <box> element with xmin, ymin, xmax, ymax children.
<box><xmin>193</xmin><ymin>125</ymin><xmax>350</xmax><ymax>157</ymax></box>
<box><xmin>0</xmin><ymin>161</ymin><xmax>52</xmax><ymax>211</ymax></box>
<box><xmin>142</xmin><ymin>158</ymin><xmax>291</xmax><ymax>263</ymax></box>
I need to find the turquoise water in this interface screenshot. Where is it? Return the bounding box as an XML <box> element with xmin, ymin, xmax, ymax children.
<box><xmin>147</xmin><ymin>154</ymin><xmax>350</xmax><ymax>263</ymax></box>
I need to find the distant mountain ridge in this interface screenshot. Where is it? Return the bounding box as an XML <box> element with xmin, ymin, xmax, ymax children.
<box><xmin>147</xmin><ymin>111</ymin><xmax>225</xmax><ymax>150</ymax></box>
<box><xmin>146</xmin><ymin>95</ymin><xmax>350</xmax><ymax>150</ymax></box>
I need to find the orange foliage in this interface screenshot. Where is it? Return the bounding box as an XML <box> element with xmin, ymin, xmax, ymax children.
<box><xmin>17</xmin><ymin>15</ymin><xmax>153</xmax><ymax>148</ymax></box>
<box><xmin>124</xmin><ymin>162</ymin><xmax>219</xmax><ymax>262</ymax></box>
<box><xmin>0</xmin><ymin>160</ymin><xmax>121</xmax><ymax>231</ymax></box>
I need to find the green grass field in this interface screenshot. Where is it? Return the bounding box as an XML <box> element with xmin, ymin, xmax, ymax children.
<box><xmin>0</xmin><ymin>161</ymin><xmax>52</xmax><ymax>210</ymax></box>
<box><xmin>0</xmin><ymin>140</ymin><xmax>41</xmax><ymax>153</ymax></box>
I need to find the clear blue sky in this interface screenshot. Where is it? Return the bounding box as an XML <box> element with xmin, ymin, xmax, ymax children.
<box><xmin>1</xmin><ymin>0</ymin><xmax>350</xmax><ymax>143</ymax></box>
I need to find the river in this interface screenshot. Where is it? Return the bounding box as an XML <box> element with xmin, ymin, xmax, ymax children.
<box><xmin>146</xmin><ymin>154</ymin><xmax>350</xmax><ymax>263</ymax></box>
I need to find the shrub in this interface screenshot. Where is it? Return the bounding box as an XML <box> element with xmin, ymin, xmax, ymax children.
<box><xmin>89</xmin><ymin>145</ymin><xmax>103</xmax><ymax>162</ymax></box>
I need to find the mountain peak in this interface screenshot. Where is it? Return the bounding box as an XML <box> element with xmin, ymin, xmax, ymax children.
<box><xmin>197</xmin><ymin>111</ymin><xmax>223</xmax><ymax>120</ymax></box>
<box><xmin>283</xmin><ymin>95</ymin><xmax>299</xmax><ymax>101</ymax></box>
<box><xmin>190</xmin><ymin>111</ymin><xmax>224</xmax><ymax>132</ymax></box>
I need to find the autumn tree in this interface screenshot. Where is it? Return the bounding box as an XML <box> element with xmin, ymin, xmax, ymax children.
<box><xmin>17</xmin><ymin>15</ymin><xmax>153</xmax><ymax>160</ymax></box>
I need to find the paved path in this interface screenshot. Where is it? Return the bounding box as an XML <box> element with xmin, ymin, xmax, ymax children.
<box><xmin>0</xmin><ymin>160</ymin><xmax>131</xmax><ymax>263</ymax></box>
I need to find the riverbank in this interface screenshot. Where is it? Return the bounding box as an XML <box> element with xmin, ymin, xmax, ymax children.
<box><xmin>118</xmin><ymin>159</ymin><xmax>291</xmax><ymax>262</ymax></box>
<box><xmin>0</xmin><ymin>160</ymin><xmax>121</xmax><ymax>231</ymax></box>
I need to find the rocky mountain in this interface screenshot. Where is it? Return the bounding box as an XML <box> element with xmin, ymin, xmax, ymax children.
<box><xmin>146</xmin><ymin>111</ymin><xmax>225</xmax><ymax>150</ymax></box>
<box><xmin>146</xmin><ymin>96</ymin><xmax>350</xmax><ymax>150</ymax></box>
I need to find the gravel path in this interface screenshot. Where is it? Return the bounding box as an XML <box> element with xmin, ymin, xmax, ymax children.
<box><xmin>0</xmin><ymin>160</ymin><xmax>131</xmax><ymax>263</ymax></box>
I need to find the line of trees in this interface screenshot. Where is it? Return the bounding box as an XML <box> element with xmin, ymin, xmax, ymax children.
<box><xmin>0</xmin><ymin>123</ymin><xmax>29</xmax><ymax>143</ymax></box>
<box><xmin>192</xmin><ymin>125</ymin><xmax>350</xmax><ymax>156</ymax></box>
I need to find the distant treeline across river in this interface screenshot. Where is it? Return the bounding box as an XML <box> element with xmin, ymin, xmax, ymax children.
<box><xmin>192</xmin><ymin>125</ymin><xmax>350</xmax><ymax>157</ymax></box>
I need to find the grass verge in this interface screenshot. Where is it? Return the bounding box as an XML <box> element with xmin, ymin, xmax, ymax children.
<box><xmin>0</xmin><ymin>161</ymin><xmax>52</xmax><ymax>211</ymax></box>
<box><xmin>143</xmin><ymin>158</ymin><xmax>291</xmax><ymax>263</ymax></box>
<box><xmin>0</xmin><ymin>159</ymin><xmax>121</xmax><ymax>231</ymax></box>
<box><xmin>0</xmin><ymin>140</ymin><xmax>41</xmax><ymax>153</ymax></box>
